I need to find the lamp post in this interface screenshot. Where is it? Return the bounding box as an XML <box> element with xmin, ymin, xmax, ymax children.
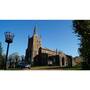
<box><xmin>5</xmin><ymin>32</ymin><xmax>14</xmax><ymax>70</ymax></box>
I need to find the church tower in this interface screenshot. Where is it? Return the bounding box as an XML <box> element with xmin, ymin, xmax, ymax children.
<box><xmin>25</xmin><ymin>26</ymin><xmax>42</xmax><ymax>65</ymax></box>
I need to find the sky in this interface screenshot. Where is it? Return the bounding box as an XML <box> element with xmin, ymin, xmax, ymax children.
<box><xmin>0</xmin><ymin>20</ymin><xmax>80</xmax><ymax>57</ymax></box>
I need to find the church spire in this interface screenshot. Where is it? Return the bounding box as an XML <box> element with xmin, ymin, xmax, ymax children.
<box><xmin>33</xmin><ymin>25</ymin><xmax>37</xmax><ymax>35</ymax></box>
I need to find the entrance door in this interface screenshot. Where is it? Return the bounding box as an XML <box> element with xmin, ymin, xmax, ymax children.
<box><xmin>62</xmin><ymin>57</ymin><xmax>65</xmax><ymax>66</ymax></box>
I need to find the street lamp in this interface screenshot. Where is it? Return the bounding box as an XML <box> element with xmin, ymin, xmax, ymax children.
<box><xmin>5</xmin><ymin>32</ymin><xmax>14</xmax><ymax>70</ymax></box>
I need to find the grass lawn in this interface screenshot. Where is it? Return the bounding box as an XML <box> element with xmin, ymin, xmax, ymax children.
<box><xmin>5</xmin><ymin>65</ymin><xmax>82</xmax><ymax>70</ymax></box>
<box><xmin>31</xmin><ymin>65</ymin><xmax>82</xmax><ymax>70</ymax></box>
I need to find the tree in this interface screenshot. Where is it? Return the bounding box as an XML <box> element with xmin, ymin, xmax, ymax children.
<box><xmin>0</xmin><ymin>42</ymin><xmax>2</xmax><ymax>55</ymax></box>
<box><xmin>9</xmin><ymin>52</ymin><xmax>20</xmax><ymax>68</ymax></box>
<box><xmin>73</xmin><ymin>20</ymin><xmax>90</xmax><ymax>69</ymax></box>
<box><xmin>21</xmin><ymin>55</ymin><xmax>25</xmax><ymax>61</ymax></box>
<box><xmin>0</xmin><ymin>42</ymin><xmax>5</xmax><ymax>69</ymax></box>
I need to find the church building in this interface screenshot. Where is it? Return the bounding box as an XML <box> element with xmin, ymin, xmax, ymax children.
<box><xmin>25</xmin><ymin>26</ymin><xmax>72</xmax><ymax>67</ymax></box>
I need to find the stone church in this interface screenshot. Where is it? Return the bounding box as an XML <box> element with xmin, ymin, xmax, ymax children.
<box><xmin>25</xmin><ymin>26</ymin><xmax>73</xmax><ymax>67</ymax></box>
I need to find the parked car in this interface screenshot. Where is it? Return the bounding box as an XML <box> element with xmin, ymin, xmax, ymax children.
<box><xmin>25</xmin><ymin>65</ymin><xmax>31</xmax><ymax>69</ymax></box>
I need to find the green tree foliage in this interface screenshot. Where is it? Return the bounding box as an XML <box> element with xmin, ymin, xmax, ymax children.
<box><xmin>73</xmin><ymin>20</ymin><xmax>90</xmax><ymax>69</ymax></box>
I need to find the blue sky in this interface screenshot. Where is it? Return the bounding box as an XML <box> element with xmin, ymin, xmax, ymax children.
<box><xmin>0</xmin><ymin>20</ymin><xmax>80</xmax><ymax>57</ymax></box>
